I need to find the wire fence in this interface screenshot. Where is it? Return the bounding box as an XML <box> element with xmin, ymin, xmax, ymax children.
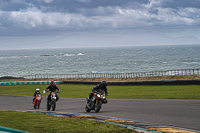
<box><xmin>10</xmin><ymin>69</ymin><xmax>200</xmax><ymax>79</ymax></box>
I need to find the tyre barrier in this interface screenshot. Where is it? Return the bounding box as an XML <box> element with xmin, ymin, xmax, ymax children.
<box><xmin>0</xmin><ymin>81</ymin><xmax>62</xmax><ymax>86</ymax></box>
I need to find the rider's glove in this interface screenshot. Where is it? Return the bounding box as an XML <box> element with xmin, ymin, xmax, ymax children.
<box><xmin>105</xmin><ymin>93</ymin><xmax>108</xmax><ymax>96</ymax></box>
<box><xmin>58</xmin><ymin>91</ymin><xmax>60</xmax><ymax>93</ymax></box>
<box><xmin>45</xmin><ymin>89</ymin><xmax>49</xmax><ymax>92</ymax></box>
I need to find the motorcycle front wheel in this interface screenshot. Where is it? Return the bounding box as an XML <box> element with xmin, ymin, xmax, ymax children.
<box><xmin>85</xmin><ymin>105</ymin><xmax>91</xmax><ymax>112</ymax></box>
<box><xmin>47</xmin><ymin>101</ymin><xmax>51</xmax><ymax>111</ymax></box>
<box><xmin>36</xmin><ymin>101</ymin><xmax>40</xmax><ymax>109</ymax></box>
<box><xmin>52</xmin><ymin>100</ymin><xmax>56</xmax><ymax>111</ymax></box>
<box><xmin>95</xmin><ymin>100</ymin><xmax>102</xmax><ymax>113</ymax></box>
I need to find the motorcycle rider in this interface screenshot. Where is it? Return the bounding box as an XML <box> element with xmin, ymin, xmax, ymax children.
<box><xmin>45</xmin><ymin>81</ymin><xmax>60</xmax><ymax>101</ymax></box>
<box><xmin>87</xmin><ymin>80</ymin><xmax>109</xmax><ymax>106</ymax></box>
<box><xmin>33</xmin><ymin>88</ymin><xmax>42</xmax><ymax>103</ymax></box>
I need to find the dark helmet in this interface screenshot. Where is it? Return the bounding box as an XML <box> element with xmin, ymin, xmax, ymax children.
<box><xmin>101</xmin><ymin>80</ymin><xmax>107</xmax><ymax>87</ymax></box>
<box><xmin>50</xmin><ymin>81</ymin><xmax>55</xmax><ymax>85</ymax></box>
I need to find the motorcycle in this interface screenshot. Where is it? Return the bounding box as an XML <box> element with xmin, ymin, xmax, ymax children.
<box><xmin>33</xmin><ymin>94</ymin><xmax>42</xmax><ymax>109</ymax></box>
<box><xmin>85</xmin><ymin>90</ymin><xmax>107</xmax><ymax>113</ymax></box>
<box><xmin>46</xmin><ymin>91</ymin><xmax>59</xmax><ymax>111</ymax></box>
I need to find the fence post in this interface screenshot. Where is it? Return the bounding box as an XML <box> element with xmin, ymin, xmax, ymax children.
<box><xmin>15</xmin><ymin>69</ymin><xmax>200</xmax><ymax>80</ymax></box>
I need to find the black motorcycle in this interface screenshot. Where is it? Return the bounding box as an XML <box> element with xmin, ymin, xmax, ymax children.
<box><xmin>46</xmin><ymin>91</ymin><xmax>59</xmax><ymax>111</ymax></box>
<box><xmin>85</xmin><ymin>90</ymin><xmax>107</xmax><ymax>113</ymax></box>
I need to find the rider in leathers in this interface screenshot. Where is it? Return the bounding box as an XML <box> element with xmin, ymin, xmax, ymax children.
<box><xmin>33</xmin><ymin>88</ymin><xmax>42</xmax><ymax>103</ymax></box>
<box><xmin>88</xmin><ymin>81</ymin><xmax>109</xmax><ymax>106</ymax></box>
<box><xmin>45</xmin><ymin>81</ymin><xmax>60</xmax><ymax>101</ymax></box>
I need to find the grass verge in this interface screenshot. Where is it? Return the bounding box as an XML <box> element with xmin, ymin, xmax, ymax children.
<box><xmin>0</xmin><ymin>110</ymin><xmax>135</xmax><ymax>133</ymax></box>
<box><xmin>0</xmin><ymin>84</ymin><xmax>200</xmax><ymax>99</ymax></box>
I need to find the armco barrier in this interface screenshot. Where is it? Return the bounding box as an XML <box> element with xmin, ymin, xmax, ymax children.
<box><xmin>63</xmin><ymin>79</ymin><xmax>200</xmax><ymax>85</ymax></box>
<box><xmin>0</xmin><ymin>81</ymin><xmax>62</xmax><ymax>86</ymax></box>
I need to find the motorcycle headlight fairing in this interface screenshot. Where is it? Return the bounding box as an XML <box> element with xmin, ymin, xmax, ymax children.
<box><xmin>97</xmin><ymin>94</ymin><xmax>101</xmax><ymax>97</ymax></box>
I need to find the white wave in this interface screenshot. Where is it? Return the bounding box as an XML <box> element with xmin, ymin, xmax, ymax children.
<box><xmin>0</xmin><ymin>56</ymin><xmax>20</xmax><ymax>59</ymax></box>
<box><xmin>182</xmin><ymin>62</ymin><xmax>199</xmax><ymax>64</ymax></box>
<box><xmin>92</xmin><ymin>71</ymin><xmax>97</xmax><ymax>73</ymax></box>
<box><xmin>65</xmin><ymin>54</ymin><xmax>75</xmax><ymax>56</ymax></box>
<box><xmin>77</xmin><ymin>53</ymin><xmax>84</xmax><ymax>56</ymax></box>
<box><xmin>47</xmin><ymin>68</ymin><xmax>55</xmax><ymax>70</ymax></box>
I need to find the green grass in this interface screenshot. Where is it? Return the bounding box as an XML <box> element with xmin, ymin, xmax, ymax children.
<box><xmin>110</xmin><ymin>85</ymin><xmax>200</xmax><ymax>99</ymax></box>
<box><xmin>0</xmin><ymin>110</ymin><xmax>135</xmax><ymax>133</ymax></box>
<box><xmin>0</xmin><ymin>84</ymin><xmax>200</xmax><ymax>99</ymax></box>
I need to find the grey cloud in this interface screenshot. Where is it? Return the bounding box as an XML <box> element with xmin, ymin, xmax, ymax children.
<box><xmin>163</xmin><ymin>0</ymin><xmax>200</xmax><ymax>9</ymax></box>
<box><xmin>43</xmin><ymin>0</ymin><xmax>54</xmax><ymax>3</ymax></box>
<box><xmin>0</xmin><ymin>0</ymin><xmax>149</xmax><ymax>13</ymax></box>
<box><xmin>0</xmin><ymin>0</ymin><xmax>27</xmax><ymax>11</ymax></box>
<box><xmin>0</xmin><ymin>0</ymin><xmax>200</xmax><ymax>37</ymax></box>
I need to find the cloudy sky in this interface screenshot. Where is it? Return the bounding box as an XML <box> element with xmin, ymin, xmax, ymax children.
<box><xmin>1</xmin><ymin>0</ymin><xmax>200</xmax><ymax>49</ymax></box>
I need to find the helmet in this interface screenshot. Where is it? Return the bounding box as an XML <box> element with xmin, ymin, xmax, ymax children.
<box><xmin>101</xmin><ymin>80</ymin><xmax>107</xmax><ymax>87</ymax></box>
<box><xmin>50</xmin><ymin>81</ymin><xmax>55</xmax><ymax>85</ymax></box>
<box><xmin>36</xmin><ymin>88</ymin><xmax>40</xmax><ymax>91</ymax></box>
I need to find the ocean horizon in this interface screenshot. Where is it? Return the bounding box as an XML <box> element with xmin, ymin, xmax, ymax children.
<box><xmin>0</xmin><ymin>44</ymin><xmax>200</xmax><ymax>77</ymax></box>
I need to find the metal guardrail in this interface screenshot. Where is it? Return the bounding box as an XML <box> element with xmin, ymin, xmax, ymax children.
<box><xmin>1</xmin><ymin>69</ymin><xmax>200</xmax><ymax>79</ymax></box>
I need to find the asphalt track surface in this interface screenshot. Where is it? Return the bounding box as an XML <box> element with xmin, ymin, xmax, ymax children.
<box><xmin>0</xmin><ymin>94</ymin><xmax>200</xmax><ymax>131</ymax></box>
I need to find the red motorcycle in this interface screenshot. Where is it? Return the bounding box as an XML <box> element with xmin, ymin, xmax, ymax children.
<box><xmin>33</xmin><ymin>94</ymin><xmax>42</xmax><ymax>109</ymax></box>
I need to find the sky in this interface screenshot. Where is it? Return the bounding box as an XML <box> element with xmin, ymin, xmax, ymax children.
<box><xmin>1</xmin><ymin>0</ymin><xmax>200</xmax><ymax>49</ymax></box>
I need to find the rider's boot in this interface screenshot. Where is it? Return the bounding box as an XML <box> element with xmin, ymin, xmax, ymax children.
<box><xmin>56</xmin><ymin>97</ymin><xmax>59</xmax><ymax>102</ymax></box>
<box><xmin>103</xmin><ymin>98</ymin><xmax>108</xmax><ymax>104</ymax></box>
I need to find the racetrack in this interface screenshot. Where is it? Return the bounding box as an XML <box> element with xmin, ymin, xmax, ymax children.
<box><xmin>0</xmin><ymin>94</ymin><xmax>199</xmax><ymax>132</ymax></box>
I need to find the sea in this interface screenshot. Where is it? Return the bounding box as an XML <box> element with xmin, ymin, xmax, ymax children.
<box><xmin>0</xmin><ymin>44</ymin><xmax>200</xmax><ymax>77</ymax></box>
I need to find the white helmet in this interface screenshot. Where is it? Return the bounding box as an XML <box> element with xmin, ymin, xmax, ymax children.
<box><xmin>36</xmin><ymin>88</ymin><xmax>40</xmax><ymax>91</ymax></box>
